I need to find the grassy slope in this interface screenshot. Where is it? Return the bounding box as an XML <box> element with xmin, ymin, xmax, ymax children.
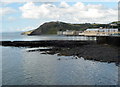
<box><xmin>23</xmin><ymin>21</ymin><xmax>118</xmax><ymax>35</ymax></box>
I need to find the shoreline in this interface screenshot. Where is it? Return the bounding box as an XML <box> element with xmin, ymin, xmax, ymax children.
<box><xmin>0</xmin><ymin>40</ymin><xmax>119</xmax><ymax>64</ymax></box>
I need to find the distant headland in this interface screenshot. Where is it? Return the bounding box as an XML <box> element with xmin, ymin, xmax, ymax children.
<box><xmin>21</xmin><ymin>21</ymin><xmax>119</xmax><ymax>35</ymax></box>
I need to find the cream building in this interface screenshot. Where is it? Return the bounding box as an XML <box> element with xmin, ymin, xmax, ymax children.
<box><xmin>57</xmin><ymin>30</ymin><xmax>76</xmax><ymax>36</ymax></box>
<box><xmin>83</xmin><ymin>28</ymin><xmax>119</xmax><ymax>36</ymax></box>
<box><xmin>63</xmin><ymin>30</ymin><xmax>76</xmax><ymax>36</ymax></box>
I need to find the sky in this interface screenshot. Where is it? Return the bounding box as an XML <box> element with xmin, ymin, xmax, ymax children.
<box><xmin>0</xmin><ymin>0</ymin><xmax>119</xmax><ymax>32</ymax></box>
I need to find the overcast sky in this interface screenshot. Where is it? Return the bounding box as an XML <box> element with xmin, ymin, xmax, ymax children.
<box><xmin>0</xmin><ymin>0</ymin><xmax>118</xmax><ymax>32</ymax></box>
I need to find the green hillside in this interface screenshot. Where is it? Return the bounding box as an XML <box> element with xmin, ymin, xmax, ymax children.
<box><xmin>22</xmin><ymin>21</ymin><xmax>118</xmax><ymax>35</ymax></box>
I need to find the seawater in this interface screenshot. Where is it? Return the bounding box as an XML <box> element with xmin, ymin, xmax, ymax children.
<box><xmin>0</xmin><ymin>32</ymin><xmax>96</xmax><ymax>41</ymax></box>
<box><xmin>1</xmin><ymin>32</ymin><xmax>118</xmax><ymax>85</ymax></box>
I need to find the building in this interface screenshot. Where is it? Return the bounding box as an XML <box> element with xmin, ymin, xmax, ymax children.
<box><xmin>57</xmin><ymin>30</ymin><xmax>84</xmax><ymax>36</ymax></box>
<box><xmin>57</xmin><ymin>30</ymin><xmax>76</xmax><ymax>36</ymax></box>
<box><xmin>83</xmin><ymin>28</ymin><xmax>119</xmax><ymax>36</ymax></box>
<box><xmin>75</xmin><ymin>31</ymin><xmax>83</xmax><ymax>35</ymax></box>
<box><xmin>63</xmin><ymin>30</ymin><xmax>76</xmax><ymax>36</ymax></box>
<box><xmin>57</xmin><ymin>31</ymin><xmax>63</xmax><ymax>35</ymax></box>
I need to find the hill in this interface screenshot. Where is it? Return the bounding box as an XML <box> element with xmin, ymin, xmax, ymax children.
<box><xmin>22</xmin><ymin>21</ymin><xmax>118</xmax><ymax>35</ymax></box>
<box><xmin>29</xmin><ymin>21</ymin><xmax>88</xmax><ymax>35</ymax></box>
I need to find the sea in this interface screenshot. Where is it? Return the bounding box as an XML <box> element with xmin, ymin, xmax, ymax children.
<box><xmin>0</xmin><ymin>32</ymin><xmax>119</xmax><ymax>85</ymax></box>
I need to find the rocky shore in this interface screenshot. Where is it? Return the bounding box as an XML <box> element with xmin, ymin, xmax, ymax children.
<box><xmin>26</xmin><ymin>44</ymin><xmax>120</xmax><ymax>64</ymax></box>
<box><xmin>0</xmin><ymin>40</ymin><xmax>119</xmax><ymax>64</ymax></box>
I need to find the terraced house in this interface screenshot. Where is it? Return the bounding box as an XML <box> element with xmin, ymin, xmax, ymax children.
<box><xmin>83</xmin><ymin>28</ymin><xmax>119</xmax><ymax>36</ymax></box>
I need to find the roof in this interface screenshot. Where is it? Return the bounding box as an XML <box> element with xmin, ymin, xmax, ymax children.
<box><xmin>86</xmin><ymin>28</ymin><xmax>118</xmax><ymax>31</ymax></box>
<box><xmin>86</xmin><ymin>29</ymin><xmax>99</xmax><ymax>31</ymax></box>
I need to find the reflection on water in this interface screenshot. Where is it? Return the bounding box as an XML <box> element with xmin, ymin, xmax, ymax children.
<box><xmin>1</xmin><ymin>32</ymin><xmax>96</xmax><ymax>41</ymax></box>
<box><xmin>1</xmin><ymin>32</ymin><xmax>119</xmax><ymax>85</ymax></box>
<box><xmin>2</xmin><ymin>46</ymin><xmax>118</xmax><ymax>85</ymax></box>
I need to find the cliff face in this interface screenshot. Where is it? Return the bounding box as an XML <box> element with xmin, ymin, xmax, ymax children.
<box><xmin>23</xmin><ymin>21</ymin><xmax>119</xmax><ymax>35</ymax></box>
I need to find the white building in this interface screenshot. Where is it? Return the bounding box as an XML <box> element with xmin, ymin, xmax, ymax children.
<box><xmin>57</xmin><ymin>30</ymin><xmax>76</xmax><ymax>36</ymax></box>
<box><xmin>83</xmin><ymin>28</ymin><xmax>119</xmax><ymax>36</ymax></box>
<box><xmin>57</xmin><ymin>31</ymin><xmax>63</xmax><ymax>35</ymax></box>
<box><xmin>63</xmin><ymin>30</ymin><xmax>76</xmax><ymax>36</ymax></box>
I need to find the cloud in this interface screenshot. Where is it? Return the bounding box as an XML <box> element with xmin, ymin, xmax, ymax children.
<box><xmin>0</xmin><ymin>7</ymin><xmax>16</xmax><ymax>16</ymax></box>
<box><xmin>19</xmin><ymin>2</ymin><xmax>51</xmax><ymax>19</ymax></box>
<box><xmin>7</xmin><ymin>16</ymin><xmax>16</xmax><ymax>21</ymax></box>
<box><xmin>16</xmin><ymin>26</ymin><xmax>37</xmax><ymax>32</ymax></box>
<box><xmin>19</xmin><ymin>2</ymin><xmax>118</xmax><ymax>23</ymax></box>
<box><xmin>1</xmin><ymin>0</ymin><xmax>118</xmax><ymax>3</ymax></box>
<box><xmin>60</xmin><ymin>1</ymin><xmax>69</xmax><ymax>8</ymax></box>
<box><xmin>1</xmin><ymin>0</ymin><xmax>57</xmax><ymax>4</ymax></box>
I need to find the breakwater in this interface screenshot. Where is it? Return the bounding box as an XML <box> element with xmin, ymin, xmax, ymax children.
<box><xmin>0</xmin><ymin>40</ymin><xmax>95</xmax><ymax>47</ymax></box>
<box><xmin>0</xmin><ymin>35</ymin><xmax>120</xmax><ymax>47</ymax></box>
